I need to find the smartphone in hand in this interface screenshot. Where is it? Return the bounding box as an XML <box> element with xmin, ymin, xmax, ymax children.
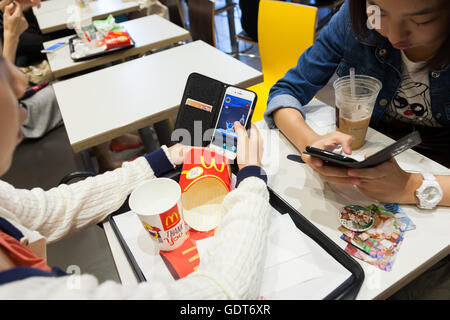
<box><xmin>302</xmin><ymin>131</ymin><xmax>422</xmax><ymax>168</ymax></box>
<box><xmin>209</xmin><ymin>86</ymin><xmax>256</xmax><ymax>160</ymax></box>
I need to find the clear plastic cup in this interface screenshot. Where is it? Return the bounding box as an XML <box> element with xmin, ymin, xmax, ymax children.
<box><xmin>333</xmin><ymin>75</ymin><xmax>382</xmax><ymax>150</ymax></box>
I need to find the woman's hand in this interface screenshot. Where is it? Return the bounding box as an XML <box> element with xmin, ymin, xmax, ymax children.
<box><xmin>349</xmin><ymin>157</ymin><xmax>422</xmax><ymax>204</ymax></box>
<box><xmin>234</xmin><ymin>122</ymin><xmax>263</xmax><ymax>170</ymax></box>
<box><xmin>3</xmin><ymin>2</ymin><xmax>28</xmax><ymax>40</ymax></box>
<box><xmin>16</xmin><ymin>0</ymin><xmax>41</xmax><ymax>10</ymax></box>
<box><xmin>167</xmin><ymin>143</ymin><xmax>193</xmax><ymax>166</ymax></box>
<box><xmin>301</xmin><ymin>131</ymin><xmax>359</xmax><ymax>186</ymax></box>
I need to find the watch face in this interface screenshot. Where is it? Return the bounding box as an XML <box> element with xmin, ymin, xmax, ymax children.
<box><xmin>423</xmin><ymin>186</ymin><xmax>441</xmax><ymax>201</ymax></box>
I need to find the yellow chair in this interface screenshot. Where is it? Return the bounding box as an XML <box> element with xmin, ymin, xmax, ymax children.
<box><xmin>249</xmin><ymin>0</ymin><xmax>317</xmax><ymax>122</ymax></box>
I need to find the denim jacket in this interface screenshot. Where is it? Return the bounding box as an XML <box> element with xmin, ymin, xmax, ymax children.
<box><xmin>264</xmin><ymin>0</ymin><xmax>450</xmax><ymax>130</ymax></box>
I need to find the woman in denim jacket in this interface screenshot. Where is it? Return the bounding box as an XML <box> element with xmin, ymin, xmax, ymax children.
<box><xmin>265</xmin><ymin>0</ymin><xmax>449</xmax><ymax>208</ymax></box>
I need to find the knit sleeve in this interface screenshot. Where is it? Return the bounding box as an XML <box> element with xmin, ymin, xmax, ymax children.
<box><xmin>0</xmin><ymin>157</ymin><xmax>156</xmax><ymax>243</ymax></box>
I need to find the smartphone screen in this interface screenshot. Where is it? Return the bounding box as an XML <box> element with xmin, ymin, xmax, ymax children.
<box><xmin>210</xmin><ymin>88</ymin><xmax>255</xmax><ymax>158</ymax></box>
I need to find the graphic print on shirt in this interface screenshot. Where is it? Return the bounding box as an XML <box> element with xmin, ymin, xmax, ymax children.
<box><xmin>388</xmin><ymin>74</ymin><xmax>439</xmax><ymax>127</ymax></box>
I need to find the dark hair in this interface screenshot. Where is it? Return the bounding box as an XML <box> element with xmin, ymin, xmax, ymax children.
<box><xmin>348</xmin><ymin>0</ymin><xmax>450</xmax><ymax>71</ymax></box>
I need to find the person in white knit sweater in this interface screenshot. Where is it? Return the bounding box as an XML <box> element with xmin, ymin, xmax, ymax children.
<box><xmin>0</xmin><ymin>48</ymin><xmax>270</xmax><ymax>298</ymax></box>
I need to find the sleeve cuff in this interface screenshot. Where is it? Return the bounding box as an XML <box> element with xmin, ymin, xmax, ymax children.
<box><xmin>264</xmin><ymin>94</ymin><xmax>306</xmax><ymax>129</ymax></box>
<box><xmin>235</xmin><ymin>166</ymin><xmax>268</xmax><ymax>188</ymax></box>
<box><xmin>144</xmin><ymin>147</ymin><xmax>176</xmax><ymax>177</ymax></box>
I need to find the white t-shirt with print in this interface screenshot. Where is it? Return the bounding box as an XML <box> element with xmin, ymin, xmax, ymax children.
<box><xmin>385</xmin><ymin>51</ymin><xmax>441</xmax><ymax>127</ymax></box>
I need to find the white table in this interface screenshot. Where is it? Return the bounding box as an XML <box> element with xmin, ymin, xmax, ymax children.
<box><xmin>103</xmin><ymin>100</ymin><xmax>450</xmax><ymax>299</ymax></box>
<box><xmin>255</xmin><ymin>102</ymin><xmax>450</xmax><ymax>299</ymax></box>
<box><xmin>44</xmin><ymin>15</ymin><xmax>190</xmax><ymax>78</ymax></box>
<box><xmin>33</xmin><ymin>0</ymin><xmax>140</xmax><ymax>34</ymax></box>
<box><xmin>53</xmin><ymin>40</ymin><xmax>263</xmax><ymax>153</ymax></box>
<box><xmin>33</xmin><ymin>0</ymin><xmax>73</xmax><ymax>14</ymax></box>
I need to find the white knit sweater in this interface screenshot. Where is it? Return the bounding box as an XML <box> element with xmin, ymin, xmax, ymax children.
<box><xmin>0</xmin><ymin>157</ymin><xmax>270</xmax><ymax>299</ymax></box>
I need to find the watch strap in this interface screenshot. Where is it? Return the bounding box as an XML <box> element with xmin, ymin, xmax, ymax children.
<box><xmin>421</xmin><ymin>173</ymin><xmax>436</xmax><ymax>182</ymax></box>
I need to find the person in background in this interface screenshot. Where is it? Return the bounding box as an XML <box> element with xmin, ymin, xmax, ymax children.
<box><xmin>0</xmin><ymin>0</ymin><xmax>45</xmax><ymax>67</ymax></box>
<box><xmin>1</xmin><ymin>0</ymin><xmax>63</xmax><ymax>140</ymax></box>
<box><xmin>1</xmin><ymin>0</ymin><xmax>146</xmax><ymax>172</ymax></box>
<box><xmin>239</xmin><ymin>0</ymin><xmax>260</xmax><ymax>41</ymax></box>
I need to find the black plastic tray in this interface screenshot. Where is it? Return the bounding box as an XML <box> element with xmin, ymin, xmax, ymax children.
<box><xmin>108</xmin><ymin>168</ymin><xmax>364</xmax><ymax>299</ymax></box>
<box><xmin>69</xmin><ymin>35</ymin><xmax>135</xmax><ymax>62</ymax></box>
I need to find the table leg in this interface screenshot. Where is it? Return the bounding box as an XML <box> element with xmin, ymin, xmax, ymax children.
<box><xmin>80</xmin><ymin>149</ymin><xmax>96</xmax><ymax>173</ymax></box>
<box><xmin>154</xmin><ymin>119</ymin><xmax>175</xmax><ymax>147</ymax></box>
<box><xmin>138</xmin><ymin>126</ymin><xmax>159</xmax><ymax>153</ymax></box>
<box><xmin>226</xmin><ymin>0</ymin><xmax>238</xmax><ymax>54</ymax></box>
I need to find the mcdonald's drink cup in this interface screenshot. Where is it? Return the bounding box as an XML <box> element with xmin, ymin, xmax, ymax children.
<box><xmin>129</xmin><ymin>178</ymin><xmax>187</xmax><ymax>251</ymax></box>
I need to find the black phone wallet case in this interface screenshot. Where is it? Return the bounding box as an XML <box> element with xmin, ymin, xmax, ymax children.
<box><xmin>304</xmin><ymin>131</ymin><xmax>422</xmax><ymax>168</ymax></box>
<box><xmin>173</xmin><ymin>72</ymin><xmax>257</xmax><ymax>147</ymax></box>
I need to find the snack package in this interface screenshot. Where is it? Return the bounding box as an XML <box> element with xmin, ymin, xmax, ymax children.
<box><xmin>104</xmin><ymin>31</ymin><xmax>131</xmax><ymax>50</ymax></box>
<box><xmin>383</xmin><ymin>203</ymin><xmax>416</xmax><ymax>231</ymax></box>
<box><xmin>339</xmin><ymin>205</ymin><xmax>374</xmax><ymax>232</ymax></box>
<box><xmin>93</xmin><ymin>15</ymin><xmax>116</xmax><ymax>35</ymax></box>
<box><xmin>338</xmin><ymin>204</ymin><xmax>406</xmax><ymax>272</ymax></box>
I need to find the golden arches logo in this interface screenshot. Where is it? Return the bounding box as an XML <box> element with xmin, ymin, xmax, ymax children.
<box><xmin>165</xmin><ymin>212</ymin><xmax>179</xmax><ymax>227</ymax></box>
<box><xmin>201</xmin><ymin>156</ymin><xmax>225</xmax><ymax>172</ymax></box>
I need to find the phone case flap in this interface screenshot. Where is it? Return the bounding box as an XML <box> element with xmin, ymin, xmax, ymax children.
<box><xmin>174</xmin><ymin>73</ymin><xmax>227</xmax><ymax>147</ymax></box>
<box><xmin>173</xmin><ymin>73</ymin><xmax>257</xmax><ymax>148</ymax></box>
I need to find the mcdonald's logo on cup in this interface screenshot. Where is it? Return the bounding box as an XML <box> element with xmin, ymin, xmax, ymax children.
<box><xmin>129</xmin><ymin>178</ymin><xmax>187</xmax><ymax>251</ymax></box>
<box><xmin>161</xmin><ymin>208</ymin><xmax>180</xmax><ymax>231</ymax></box>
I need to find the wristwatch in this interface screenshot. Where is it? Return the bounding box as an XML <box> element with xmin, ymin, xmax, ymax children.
<box><xmin>415</xmin><ymin>173</ymin><xmax>443</xmax><ymax>209</ymax></box>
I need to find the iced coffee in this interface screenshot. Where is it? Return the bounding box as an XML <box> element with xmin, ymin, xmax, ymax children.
<box><xmin>333</xmin><ymin>75</ymin><xmax>382</xmax><ymax>150</ymax></box>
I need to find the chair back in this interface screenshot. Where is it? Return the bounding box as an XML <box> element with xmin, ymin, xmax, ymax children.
<box><xmin>188</xmin><ymin>0</ymin><xmax>216</xmax><ymax>47</ymax></box>
<box><xmin>258</xmin><ymin>0</ymin><xmax>317</xmax><ymax>85</ymax></box>
<box><xmin>159</xmin><ymin>0</ymin><xmax>186</xmax><ymax>28</ymax></box>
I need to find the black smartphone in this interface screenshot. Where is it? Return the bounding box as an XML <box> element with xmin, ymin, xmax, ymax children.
<box><xmin>302</xmin><ymin>131</ymin><xmax>422</xmax><ymax>168</ymax></box>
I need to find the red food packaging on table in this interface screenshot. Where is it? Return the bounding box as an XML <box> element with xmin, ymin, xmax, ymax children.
<box><xmin>104</xmin><ymin>31</ymin><xmax>131</xmax><ymax>50</ymax></box>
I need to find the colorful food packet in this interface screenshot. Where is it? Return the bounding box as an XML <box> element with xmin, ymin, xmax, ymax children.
<box><xmin>383</xmin><ymin>203</ymin><xmax>416</xmax><ymax>231</ymax></box>
<box><xmin>338</xmin><ymin>203</ymin><xmax>407</xmax><ymax>272</ymax></box>
<box><xmin>93</xmin><ymin>15</ymin><xmax>117</xmax><ymax>35</ymax></box>
<box><xmin>104</xmin><ymin>31</ymin><xmax>131</xmax><ymax>50</ymax></box>
<box><xmin>339</xmin><ymin>205</ymin><xmax>374</xmax><ymax>232</ymax></box>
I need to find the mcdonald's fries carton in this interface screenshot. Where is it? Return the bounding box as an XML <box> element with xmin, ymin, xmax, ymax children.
<box><xmin>129</xmin><ymin>178</ymin><xmax>188</xmax><ymax>251</ymax></box>
<box><xmin>179</xmin><ymin>149</ymin><xmax>231</xmax><ymax>231</ymax></box>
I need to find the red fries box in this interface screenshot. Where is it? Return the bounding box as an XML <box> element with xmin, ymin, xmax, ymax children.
<box><xmin>179</xmin><ymin>148</ymin><xmax>231</xmax><ymax>232</ymax></box>
<box><xmin>158</xmin><ymin>149</ymin><xmax>231</xmax><ymax>280</ymax></box>
<box><xmin>104</xmin><ymin>31</ymin><xmax>131</xmax><ymax>50</ymax></box>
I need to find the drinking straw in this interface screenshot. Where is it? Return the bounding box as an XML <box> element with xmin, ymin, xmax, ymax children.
<box><xmin>350</xmin><ymin>67</ymin><xmax>356</xmax><ymax>97</ymax></box>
